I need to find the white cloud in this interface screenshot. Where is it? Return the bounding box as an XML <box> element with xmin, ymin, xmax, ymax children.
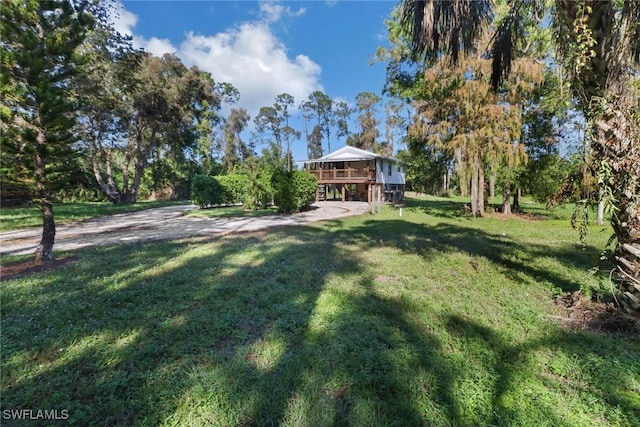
<box><xmin>108</xmin><ymin>2</ymin><xmax>137</xmax><ymax>37</ymax></box>
<box><xmin>180</xmin><ymin>23</ymin><xmax>322</xmax><ymax>116</ymax></box>
<box><xmin>107</xmin><ymin>1</ymin><xmax>320</xmax><ymax>119</ymax></box>
<box><xmin>108</xmin><ymin>2</ymin><xmax>176</xmax><ymax>56</ymax></box>
<box><xmin>135</xmin><ymin>36</ymin><xmax>176</xmax><ymax>57</ymax></box>
<box><xmin>259</xmin><ymin>1</ymin><xmax>306</xmax><ymax>23</ymax></box>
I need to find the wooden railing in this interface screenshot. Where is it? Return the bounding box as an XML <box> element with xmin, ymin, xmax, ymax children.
<box><xmin>309</xmin><ymin>168</ymin><xmax>375</xmax><ymax>182</ymax></box>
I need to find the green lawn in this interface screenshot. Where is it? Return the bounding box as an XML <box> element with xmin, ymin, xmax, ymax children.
<box><xmin>1</xmin><ymin>196</ymin><xmax>638</xmax><ymax>426</ymax></box>
<box><xmin>0</xmin><ymin>200</ymin><xmax>190</xmax><ymax>231</ymax></box>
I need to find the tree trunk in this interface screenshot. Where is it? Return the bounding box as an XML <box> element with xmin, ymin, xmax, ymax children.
<box><xmin>455</xmin><ymin>148</ymin><xmax>468</xmax><ymax>197</ymax></box>
<box><xmin>92</xmin><ymin>152</ymin><xmax>120</xmax><ymax>203</ymax></box>
<box><xmin>556</xmin><ymin>0</ymin><xmax>640</xmax><ymax>312</ymax></box>
<box><xmin>594</xmin><ymin>104</ymin><xmax>640</xmax><ymax>313</ymax></box>
<box><xmin>36</xmin><ymin>200</ymin><xmax>56</xmax><ymax>263</ymax></box>
<box><xmin>596</xmin><ymin>200</ymin><xmax>605</xmax><ymax>226</ymax></box>
<box><xmin>34</xmin><ymin>143</ymin><xmax>55</xmax><ymax>263</ymax></box>
<box><xmin>512</xmin><ymin>188</ymin><xmax>520</xmax><ymax>212</ymax></box>
<box><xmin>502</xmin><ymin>182</ymin><xmax>512</xmax><ymax>215</ymax></box>
<box><xmin>477</xmin><ymin>163</ymin><xmax>485</xmax><ymax>217</ymax></box>
<box><xmin>122</xmin><ymin>148</ymin><xmax>131</xmax><ymax>199</ymax></box>
<box><xmin>489</xmin><ymin>173</ymin><xmax>496</xmax><ymax>199</ymax></box>
<box><xmin>470</xmin><ymin>168</ymin><xmax>478</xmax><ymax>217</ymax></box>
<box><xmin>442</xmin><ymin>170</ymin><xmax>449</xmax><ymax>194</ymax></box>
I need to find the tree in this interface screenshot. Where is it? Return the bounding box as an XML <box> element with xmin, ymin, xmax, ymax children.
<box><xmin>334</xmin><ymin>100</ymin><xmax>353</xmax><ymax>145</ymax></box>
<box><xmin>275</xmin><ymin>93</ymin><xmax>299</xmax><ymax>171</ymax></box>
<box><xmin>349</xmin><ymin>92</ymin><xmax>382</xmax><ymax>152</ymax></box>
<box><xmin>195</xmin><ymin>81</ymin><xmax>239</xmax><ymax>175</ymax></box>
<box><xmin>1</xmin><ymin>0</ymin><xmax>94</xmax><ymax>262</ymax></box>
<box><xmin>401</xmin><ymin>0</ymin><xmax>640</xmax><ymax>311</ymax></box>
<box><xmin>222</xmin><ymin>108</ymin><xmax>251</xmax><ymax>173</ymax></box>
<box><xmin>305</xmin><ymin>91</ymin><xmax>333</xmax><ymax>155</ymax></box>
<box><xmin>72</xmin><ymin>21</ymin><xmax>142</xmax><ymax>203</ymax></box>
<box><xmin>407</xmin><ymin>50</ymin><xmax>533</xmax><ymax>217</ymax></box>
<box><xmin>79</xmin><ymin>52</ymin><xmax>227</xmax><ymax>203</ymax></box>
<box><xmin>384</xmin><ymin>98</ymin><xmax>407</xmax><ymax>157</ymax></box>
<box><xmin>254</xmin><ymin>106</ymin><xmax>283</xmax><ymax>156</ymax></box>
<box><xmin>307</xmin><ymin>125</ymin><xmax>324</xmax><ymax>160</ymax></box>
<box><xmin>254</xmin><ymin>93</ymin><xmax>299</xmax><ymax>171</ymax></box>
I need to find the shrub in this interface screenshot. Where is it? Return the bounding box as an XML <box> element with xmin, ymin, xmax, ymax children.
<box><xmin>192</xmin><ymin>173</ymin><xmax>267</xmax><ymax>208</ymax></box>
<box><xmin>244</xmin><ymin>171</ymin><xmax>273</xmax><ymax>210</ymax></box>
<box><xmin>191</xmin><ymin>174</ymin><xmax>225</xmax><ymax>207</ymax></box>
<box><xmin>217</xmin><ymin>174</ymin><xmax>249</xmax><ymax>205</ymax></box>
<box><xmin>271</xmin><ymin>169</ymin><xmax>317</xmax><ymax>213</ymax></box>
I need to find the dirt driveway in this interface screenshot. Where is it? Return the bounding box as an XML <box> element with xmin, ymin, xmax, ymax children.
<box><xmin>0</xmin><ymin>202</ymin><xmax>371</xmax><ymax>257</ymax></box>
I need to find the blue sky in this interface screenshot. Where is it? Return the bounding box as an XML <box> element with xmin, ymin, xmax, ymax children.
<box><xmin>112</xmin><ymin>1</ymin><xmax>399</xmax><ymax>161</ymax></box>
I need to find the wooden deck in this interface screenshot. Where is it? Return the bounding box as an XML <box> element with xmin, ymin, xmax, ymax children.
<box><xmin>310</xmin><ymin>168</ymin><xmax>375</xmax><ymax>184</ymax></box>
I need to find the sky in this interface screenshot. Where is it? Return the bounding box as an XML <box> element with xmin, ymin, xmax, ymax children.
<box><xmin>111</xmin><ymin>0</ymin><xmax>399</xmax><ymax>162</ymax></box>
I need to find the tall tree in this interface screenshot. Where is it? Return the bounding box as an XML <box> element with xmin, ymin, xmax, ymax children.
<box><xmin>254</xmin><ymin>106</ymin><xmax>283</xmax><ymax>156</ymax></box>
<box><xmin>1</xmin><ymin>0</ymin><xmax>94</xmax><ymax>262</ymax></box>
<box><xmin>80</xmin><ymin>52</ymin><xmax>226</xmax><ymax>203</ymax></box>
<box><xmin>195</xmin><ymin>81</ymin><xmax>239</xmax><ymax>176</ymax></box>
<box><xmin>307</xmin><ymin>125</ymin><xmax>324</xmax><ymax>160</ymax></box>
<box><xmin>408</xmin><ymin>49</ymin><xmax>533</xmax><ymax>217</ymax></box>
<box><xmin>274</xmin><ymin>93</ymin><xmax>299</xmax><ymax>171</ymax></box>
<box><xmin>306</xmin><ymin>91</ymin><xmax>333</xmax><ymax>155</ymax></box>
<box><xmin>222</xmin><ymin>108</ymin><xmax>251</xmax><ymax>173</ymax></box>
<box><xmin>384</xmin><ymin>98</ymin><xmax>407</xmax><ymax>157</ymax></box>
<box><xmin>73</xmin><ymin>22</ymin><xmax>142</xmax><ymax>203</ymax></box>
<box><xmin>299</xmin><ymin>100</ymin><xmax>319</xmax><ymax>159</ymax></box>
<box><xmin>334</xmin><ymin>100</ymin><xmax>353</xmax><ymax>145</ymax></box>
<box><xmin>401</xmin><ymin>0</ymin><xmax>640</xmax><ymax>311</ymax></box>
<box><xmin>255</xmin><ymin>93</ymin><xmax>299</xmax><ymax>171</ymax></box>
<box><xmin>349</xmin><ymin>91</ymin><xmax>382</xmax><ymax>152</ymax></box>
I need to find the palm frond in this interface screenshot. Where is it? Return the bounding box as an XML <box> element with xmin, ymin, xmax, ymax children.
<box><xmin>491</xmin><ymin>7</ymin><xmax>524</xmax><ymax>90</ymax></box>
<box><xmin>401</xmin><ymin>0</ymin><xmax>493</xmax><ymax>65</ymax></box>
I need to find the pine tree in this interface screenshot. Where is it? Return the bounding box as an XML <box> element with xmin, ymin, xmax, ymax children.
<box><xmin>1</xmin><ymin>0</ymin><xmax>93</xmax><ymax>262</ymax></box>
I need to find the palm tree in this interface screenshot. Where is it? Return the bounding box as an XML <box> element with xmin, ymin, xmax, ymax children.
<box><xmin>401</xmin><ymin>0</ymin><xmax>640</xmax><ymax>312</ymax></box>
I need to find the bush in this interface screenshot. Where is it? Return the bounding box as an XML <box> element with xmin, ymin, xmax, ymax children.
<box><xmin>271</xmin><ymin>169</ymin><xmax>317</xmax><ymax>213</ymax></box>
<box><xmin>217</xmin><ymin>174</ymin><xmax>249</xmax><ymax>205</ymax></box>
<box><xmin>244</xmin><ymin>171</ymin><xmax>273</xmax><ymax>210</ymax></box>
<box><xmin>191</xmin><ymin>174</ymin><xmax>224</xmax><ymax>208</ymax></box>
<box><xmin>192</xmin><ymin>173</ymin><xmax>266</xmax><ymax>208</ymax></box>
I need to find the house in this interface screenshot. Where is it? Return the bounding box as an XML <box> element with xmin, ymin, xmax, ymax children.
<box><xmin>303</xmin><ymin>146</ymin><xmax>406</xmax><ymax>204</ymax></box>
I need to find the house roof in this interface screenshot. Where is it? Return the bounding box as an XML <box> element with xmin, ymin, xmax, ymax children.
<box><xmin>304</xmin><ymin>146</ymin><xmax>396</xmax><ymax>163</ymax></box>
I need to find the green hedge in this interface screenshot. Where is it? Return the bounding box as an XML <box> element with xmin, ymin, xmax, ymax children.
<box><xmin>217</xmin><ymin>174</ymin><xmax>250</xmax><ymax>204</ymax></box>
<box><xmin>244</xmin><ymin>171</ymin><xmax>273</xmax><ymax>210</ymax></box>
<box><xmin>271</xmin><ymin>170</ymin><xmax>317</xmax><ymax>213</ymax></box>
<box><xmin>191</xmin><ymin>174</ymin><xmax>224</xmax><ymax>208</ymax></box>
<box><xmin>191</xmin><ymin>173</ymin><xmax>272</xmax><ymax>209</ymax></box>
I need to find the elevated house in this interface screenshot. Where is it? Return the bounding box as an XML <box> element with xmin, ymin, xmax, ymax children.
<box><xmin>303</xmin><ymin>146</ymin><xmax>405</xmax><ymax>204</ymax></box>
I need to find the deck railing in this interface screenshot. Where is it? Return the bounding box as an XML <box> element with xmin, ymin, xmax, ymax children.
<box><xmin>309</xmin><ymin>168</ymin><xmax>374</xmax><ymax>182</ymax></box>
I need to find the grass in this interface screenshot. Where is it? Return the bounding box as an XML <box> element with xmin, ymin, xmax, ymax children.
<box><xmin>1</xmin><ymin>195</ymin><xmax>638</xmax><ymax>426</ymax></box>
<box><xmin>0</xmin><ymin>199</ymin><xmax>189</xmax><ymax>231</ymax></box>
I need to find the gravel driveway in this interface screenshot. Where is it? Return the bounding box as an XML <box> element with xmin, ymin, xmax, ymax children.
<box><xmin>0</xmin><ymin>202</ymin><xmax>371</xmax><ymax>257</ymax></box>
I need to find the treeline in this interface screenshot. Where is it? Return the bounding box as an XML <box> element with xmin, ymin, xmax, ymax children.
<box><xmin>377</xmin><ymin>3</ymin><xmax>639</xmax><ymax>219</ymax></box>
<box><xmin>0</xmin><ymin>1</ymin><xmax>409</xmax><ymax>210</ymax></box>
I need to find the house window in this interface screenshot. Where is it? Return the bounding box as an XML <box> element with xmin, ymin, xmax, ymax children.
<box><xmin>388</xmin><ymin>163</ymin><xmax>392</xmax><ymax>176</ymax></box>
<box><xmin>397</xmin><ymin>167</ymin><xmax>401</xmax><ymax>172</ymax></box>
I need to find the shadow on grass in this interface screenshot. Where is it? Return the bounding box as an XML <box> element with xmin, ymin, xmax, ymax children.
<box><xmin>1</xmin><ymin>210</ymin><xmax>638</xmax><ymax>425</ymax></box>
<box><xmin>445</xmin><ymin>314</ymin><xmax>640</xmax><ymax>425</ymax></box>
<box><xmin>341</xmin><ymin>217</ymin><xmax>601</xmax><ymax>294</ymax></box>
<box><xmin>406</xmin><ymin>197</ymin><xmax>470</xmax><ymax>220</ymax></box>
